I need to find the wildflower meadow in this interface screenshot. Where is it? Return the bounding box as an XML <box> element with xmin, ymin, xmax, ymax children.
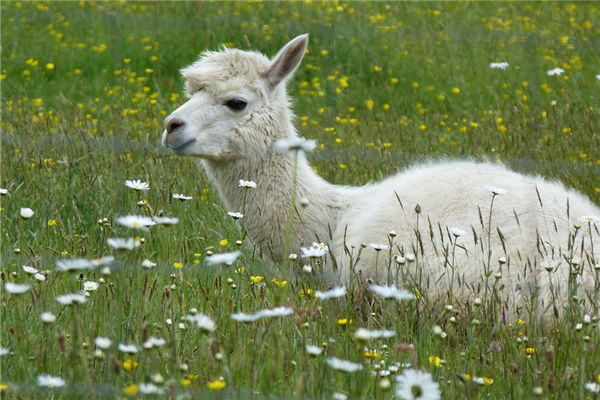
<box><xmin>1</xmin><ymin>2</ymin><xmax>599</xmax><ymax>399</ymax></box>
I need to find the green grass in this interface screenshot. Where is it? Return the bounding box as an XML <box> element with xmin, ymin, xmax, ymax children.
<box><xmin>1</xmin><ymin>1</ymin><xmax>599</xmax><ymax>399</ymax></box>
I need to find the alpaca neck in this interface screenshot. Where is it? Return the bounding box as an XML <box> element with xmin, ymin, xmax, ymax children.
<box><xmin>201</xmin><ymin>151</ymin><xmax>342</xmax><ymax>261</ymax></box>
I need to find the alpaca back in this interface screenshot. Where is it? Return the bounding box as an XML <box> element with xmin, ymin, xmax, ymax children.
<box><xmin>331</xmin><ymin>161</ymin><xmax>599</xmax><ymax>318</ymax></box>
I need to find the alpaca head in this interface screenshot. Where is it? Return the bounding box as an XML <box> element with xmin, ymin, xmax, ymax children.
<box><xmin>161</xmin><ymin>34</ymin><xmax>309</xmax><ymax>161</ymax></box>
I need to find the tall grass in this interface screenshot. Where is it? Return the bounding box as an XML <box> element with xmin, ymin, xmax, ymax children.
<box><xmin>1</xmin><ymin>2</ymin><xmax>599</xmax><ymax>399</ymax></box>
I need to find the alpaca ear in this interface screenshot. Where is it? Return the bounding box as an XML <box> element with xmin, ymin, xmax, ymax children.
<box><xmin>263</xmin><ymin>34</ymin><xmax>308</xmax><ymax>92</ymax></box>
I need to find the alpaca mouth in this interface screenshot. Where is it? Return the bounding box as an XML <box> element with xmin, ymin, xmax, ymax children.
<box><xmin>171</xmin><ymin>138</ymin><xmax>197</xmax><ymax>154</ymax></box>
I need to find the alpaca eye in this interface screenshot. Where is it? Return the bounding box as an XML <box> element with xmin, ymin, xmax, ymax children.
<box><xmin>225</xmin><ymin>99</ymin><xmax>247</xmax><ymax>111</ymax></box>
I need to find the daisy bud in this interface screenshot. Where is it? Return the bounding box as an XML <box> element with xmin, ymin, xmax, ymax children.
<box><xmin>151</xmin><ymin>373</ymin><xmax>164</xmax><ymax>384</ymax></box>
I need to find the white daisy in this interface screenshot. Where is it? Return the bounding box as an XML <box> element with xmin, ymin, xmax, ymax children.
<box><xmin>332</xmin><ymin>393</ymin><xmax>348</xmax><ymax>400</ymax></box>
<box><xmin>89</xmin><ymin>255</ymin><xmax>114</xmax><ymax>267</ymax></box>
<box><xmin>118</xmin><ymin>343</ymin><xmax>139</xmax><ymax>354</ymax></box>
<box><xmin>305</xmin><ymin>344</ymin><xmax>323</xmax><ymax>356</ymax></box>
<box><xmin>353</xmin><ymin>328</ymin><xmax>396</xmax><ymax>340</ymax></box>
<box><xmin>274</xmin><ymin>137</ymin><xmax>318</xmax><ymax>153</ymax></box>
<box><xmin>141</xmin><ymin>259</ymin><xmax>157</xmax><ymax>269</ymax></box>
<box><xmin>395</xmin><ymin>369</ymin><xmax>441</xmax><ymax>400</ymax></box>
<box><xmin>325</xmin><ymin>357</ymin><xmax>364</xmax><ymax>373</ymax></box>
<box><xmin>172</xmin><ymin>193</ymin><xmax>192</xmax><ymax>201</ymax></box>
<box><xmin>0</xmin><ymin>346</ymin><xmax>9</xmax><ymax>356</ymax></box>
<box><xmin>489</xmin><ymin>62</ymin><xmax>509</xmax><ymax>70</ymax></box>
<box><xmin>448</xmin><ymin>227</ymin><xmax>466</xmax><ymax>237</ymax></box>
<box><xmin>107</xmin><ymin>237</ymin><xmax>141</xmax><ymax>250</ymax></box>
<box><xmin>231</xmin><ymin>306</ymin><xmax>294</xmax><ymax>322</ymax></box>
<box><xmin>205</xmin><ymin>251</ymin><xmax>241</xmax><ymax>266</ymax></box>
<box><xmin>37</xmin><ymin>374</ymin><xmax>66</xmax><ymax>388</ymax></box>
<box><xmin>368</xmin><ymin>284</ymin><xmax>415</xmax><ymax>301</ymax></box>
<box><xmin>4</xmin><ymin>282</ymin><xmax>31</xmax><ymax>294</ymax></box>
<box><xmin>0</xmin><ymin>188</ymin><xmax>8</xmax><ymax>195</ymax></box>
<box><xmin>596</xmin><ymin>74</ymin><xmax>600</xmax><ymax>81</ymax></box>
<box><xmin>227</xmin><ymin>211</ymin><xmax>244</xmax><ymax>220</ymax></box>
<box><xmin>55</xmin><ymin>293</ymin><xmax>87</xmax><ymax>305</ymax></box>
<box><xmin>143</xmin><ymin>336</ymin><xmax>167</xmax><ymax>349</ymax></box>
<box><xmin>94</xmin><ymin>337</ymin><xmax>112</xmax><ymax>350</ymax></box>
<box><xmin>116</xmin><ymin>215</ymin><xmax>156</xmax><ymax>230</ymax></box>
<box><xmin>152</xmin><ymin>216</ymin><xmax>179</xmax><ymax>225</ymax></box>
<box><xmin>300</xmin><ymin>242</ymin><xmax>329</xmax><ymax>258</ymax></box>
<box><xmin>139</xmin><ymin>383</ymin><xmax>164</xmax><ymax>395</ymax></box>
<box><xmin>369</xmin><ymin>243</ymin><xmax>389</xmax><ymax>251</ymax></box>
<box><xmin>124</xmin><ymin>179</ymin><xmax>150</xmax><ymax>191</ymax></box>
<box><xmin>578</xmin><ymin>215</ymin><xmax>599</xmax><ymax>224</ymax></box>
<box><xmin>40</xmin><ymin>312</ymin><xmax>57</xmax><ymax>323</ymax></box>
<box><xmin>238</xmin><ymin>179</ymin><xmax>257</xmax><ymax>188</ymax></box>
<box><xmin>185</xmin><ymin>313</ymin><xmax>216</xmax><ymax>332</ymax></box>
<box><xmin>485</xmin><ymin>185</ymin><xmax>507</xmax><ymax>196</ymax></box>
<box><xmin>56</xmin><ymin>258</ymin><xmax>93</xmax><ymax>272</ymax></box>
<box><xmin>547</xmin><ymin>67</ymin><xmax>565</xmax><ymax>76</ymax></box>
<box><xmin>34</xmin><ymin>273</ymin><xmax>47</xmax><ymax>281</ymax></box>
<box><xmin>83</xmin><ymin>281</ymin><xmax>99</xmax><ymax>291</ymax></box>
<box><xmin>19</xmin><ymin>207</ymin><xmax>34</xmax><ymax>219</ymax></box>
<box><xmin>22</xmin><ymin>265</ymin><xmax>39</xmax><ymax>274</ymax></box>
<box><xmin>315</xmin><ymin>286</ymin><xmax>347</xmax><ymax>300</ymax></box>
<box><xmin>585</xmin><ymin>382</ymin><xmax>600</xmax><ymax>394</ymax></box>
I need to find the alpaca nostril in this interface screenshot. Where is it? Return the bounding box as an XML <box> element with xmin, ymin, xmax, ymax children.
<box><xmin>166</xmin><ymin>118</ymin><xmax>185</xmax><ymax>134</ymax></box>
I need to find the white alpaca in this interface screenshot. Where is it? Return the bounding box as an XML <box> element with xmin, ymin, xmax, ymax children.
<box><xmin>162</xmin><ymin>34</ymin><xmax>599</xmax><ymax>319</ymax></box>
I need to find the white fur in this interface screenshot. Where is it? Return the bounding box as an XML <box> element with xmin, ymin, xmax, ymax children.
<box><xmin>162</xmin><ymin>35</ymin><xmax>599</xmax><ymax>319</ymax></box>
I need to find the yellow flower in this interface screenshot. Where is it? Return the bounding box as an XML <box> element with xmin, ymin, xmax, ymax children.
<box><xmin>382</xmin><ymin>104</ymin><xmax>390</xmax><ymax>111</ymax></box>
<box><xmin>428</xmin><ymin>355</ymin><xmax>442</xmax><ymax>367</ymax></box>
<box><xmin>451</xmin><ymin>87</ymin><xmax>460</xmax><ymax>94</ymax></box>
<box><xmin>46</xmin><ymin>63</ymin><xmax>55</xmax><ymax>70</ymax></box>
<box><xmin>300</xmin><ymin>288</ymin><xmax>313</xmax><ymax>298</ymax></box>
<box><xmin>235</xmin><ymin>266</ymin><xmax>246</xmax><ymax>274</ymax></box>
<box><xmin>181</xmin><ymin>378</ymin><xmax>192</xmax><ymax>387</ymax></box>
<box><xmin>516</xmin><ymin>319</ymin><xmax>526</xmax><ymax>326</ymax></box>
<box><xmin>364</xmin><ymin>351</ymin><xmax>381</xmax><ymax>358</ymax></box>
<box><xmin>219</xmin><ymin>238</ymin><xmax>228</xmax><ymax>246</ymax></box>
<box><xmin>462</xmin><ymin>373</ymin><xmax>472</xmax><ymax>381</ymax></box>
<box><xmin>483</xmin><ymin>377</ymin><xmax>494</xmax><ymax>385</ymax></box>
<box><xmin>419</xmin><ymin>124</ymin><xmax>427</xmax><ymax>131</ymax></box>
<box><xmin>173</xmin><ymin>262</ymin><xmax>183</xmax><ymax>269</ymax></box>
<box><xmin>47</xmin><ymin>219</ymin><xmax>57</xmax><ymax>226</ymax></box>
<box><xmin>250</xmin><ymin>275</ymin><xmax>264</xmax><ymax>284</ymax></box>
<box><xmin>271</xmin><ymin>278</ymin><xmax>288</xmax><ymax>288</ymax></box>
<box><xmin>365</xmin><ymin>99</ymin><xmax>374</xmax><ymax>110</ymax></box>
<box><xmin>122</xmin><ymin>359</ymin><xmax>139</xmax><ymax>371</ymax></box>
<box><xmin>337</xmin><ymin>318</ymin><xmax>352</xmax><ymax>326</ymax></box>
<box><xmin>123</xmin><ymin>384</ymin><xmax>139</xmax><ymax>396</ymax></box>
<box><xmin>207</xmin><ymin>378</ymin><xmax>226</xmax><ymax>391</ymax></box>
<box><xmin>32</xmin><ymin>98</ymin><xmax>43</xmax><ymax>107</ymax></box>
<box><xmin>525</xmin><ymin>347</ymin><xmax>536</xmax><ymax>356</ymax></box>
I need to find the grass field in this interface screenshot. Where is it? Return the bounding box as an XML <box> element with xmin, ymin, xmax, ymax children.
<box><xmin>1</xmin><ymin>1</ymin><xmax>600</xmax><ymax>399</ymax></box>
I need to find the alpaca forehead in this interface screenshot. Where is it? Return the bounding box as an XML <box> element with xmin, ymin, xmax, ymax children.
<box><xmin>181</xmin><ymin>49</ymin><xmax>270</xmax><ymax>95</ymax></box>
